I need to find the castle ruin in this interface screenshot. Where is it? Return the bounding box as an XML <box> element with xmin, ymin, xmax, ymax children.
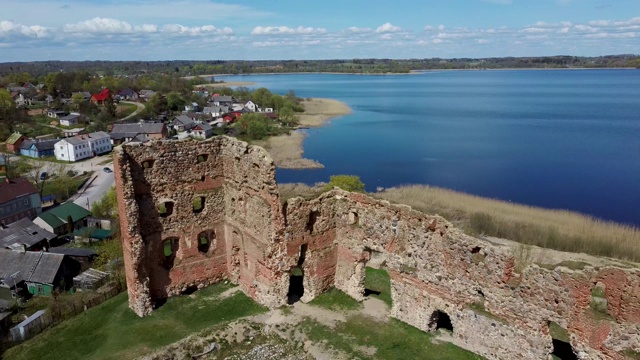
<box><xmin>114</xmin><ymin>137</ymin><xmax>640</xmax><ymax>360</ymax></box>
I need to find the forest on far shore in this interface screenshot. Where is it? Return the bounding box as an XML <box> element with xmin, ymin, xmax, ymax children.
<box><xmin>1</xmin><ymin>54</ymin><xmax>639</xmax><ymax>79</ymax></box>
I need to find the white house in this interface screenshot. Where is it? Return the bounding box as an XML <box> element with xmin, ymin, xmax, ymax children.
<box><xmin>192</xmin><ymin>123</ymin><xmax>214</xmax><ymax>139</ymax></box>
<box><xmin>244</xmin><ymin>101</ymin><xmax>259</xmax><ymax>112</ymax></box>
<box><xmin>55</xmin><ymin>138</ymin><xmax>92</xmax><ymax>162</ymax></box>
<box><xmin>54</xmin><ymin>131</ymin><xmax>112</xmax><ymax>162</ymax></box>
<box><xmin>59</xmin><ymin>113</ymin><xmax>81</xmax><ymax>127</ymax></box>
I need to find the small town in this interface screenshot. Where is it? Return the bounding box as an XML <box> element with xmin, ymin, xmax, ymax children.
<box><xmin>0</xmin><ymin>74</ymin><xmax>303</xmax><ymax>351</ymax></box>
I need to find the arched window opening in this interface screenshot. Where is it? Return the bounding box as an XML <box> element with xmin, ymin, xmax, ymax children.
<box><xmin>193</xmin><ymin>196</ymin><xmax>205</xmax><ymax>213</ymax></box>
<box><xmin>306</xmin><ymin>210</ymin><xmax>320</xmax><ymax>234</ymax></box>
<box><xmin>158</xmin><ymin>201</ymin><xmax>174</xmax><ymax>217</ymax></box>
<box><xmin>429</xmin><ymin>310</ymin><xmax>454</xmax><ymax>332</ymax></box>
<box><xmin>348</xmin><ymin>211</ymin><xmax>359</xmax><ymax>225</ymax></box>
<box><xmin>162</xmin><ymin>237</ymin><xmax>179</xmax><ymax>269</ymax></box>
<box><xmin>197</xmin><ymin>230</ymin><xmax>215</xmax><ymax>253</ymax></box>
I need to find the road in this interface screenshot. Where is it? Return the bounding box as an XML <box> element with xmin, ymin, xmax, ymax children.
<box><xmin>10</xmin><ymin>153</ymin><xmax>116</xmax><ymax>211</ymax></box>
<box><xmin>118</xmin><ymin>101</ymin><xmax>145</xmax><ymax>122</ymax></box>
<box><xmin>71</xmin><ymin>156</ymin><xmax>115</xmax><ymax>210</ymax></box>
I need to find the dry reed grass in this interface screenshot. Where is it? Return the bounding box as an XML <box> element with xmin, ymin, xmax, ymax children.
<box><xmin>375</xmin><ymin>185</ymin><xmax>640</xmax><ymax>262</ymax></box>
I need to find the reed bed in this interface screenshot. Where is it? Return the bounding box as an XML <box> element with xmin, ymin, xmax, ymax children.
<box><xmin>376</xmin><ymin>185</ymin><xmax>640</xmax><ymax>262</ymax></box>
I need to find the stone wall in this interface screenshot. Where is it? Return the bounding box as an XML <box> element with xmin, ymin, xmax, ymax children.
<box><xmin>115</xmin><ymin>137</ymin><xmax>640</xmax><ymax>359</ymax></box>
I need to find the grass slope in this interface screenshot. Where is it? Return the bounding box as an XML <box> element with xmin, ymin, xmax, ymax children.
<box><xmin>3</xmin><ymin>283</ymin><xmax>267</xmax><ymax>360</ymax></box>
<box><xmin>302</xmin><ymin>315</ymin><xmax>484</xmax><ymax>360</ymax></box>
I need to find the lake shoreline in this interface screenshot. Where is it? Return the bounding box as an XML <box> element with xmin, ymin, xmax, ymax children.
<box><xmin>255</xmin><ymin>98</ymin><xmax>352</xmax><ymax>169</ymax></box>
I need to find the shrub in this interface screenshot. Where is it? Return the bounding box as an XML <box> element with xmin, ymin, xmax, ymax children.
<box><xmin>323</xmin><ymin>175</ymin><xmax>365</xmax><ymax>192</ymax></box>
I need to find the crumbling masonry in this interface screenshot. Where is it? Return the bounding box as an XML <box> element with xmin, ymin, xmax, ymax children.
<box><xmin>114</xmin><ymin>137</ymin><xmax>640</xmax><ymax>360</ymax></box>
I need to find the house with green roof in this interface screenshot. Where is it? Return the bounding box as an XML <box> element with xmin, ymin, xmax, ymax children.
<box><xmin>32</xmin><ymin>202</ymin><xmax>91</xmax><ymax>236</ymax></box>
<box><xmin>5</xmin><ymin>132</ymin><xmax>26</xmax><ymax>154</ymax></box>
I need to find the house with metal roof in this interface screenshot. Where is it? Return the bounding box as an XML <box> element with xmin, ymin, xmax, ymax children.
<box><xmin>0</xmin><ymin>249</ymin><xmax>79</xmax><ymax>299</ymax></box>
<box><xmin>0</xmin><ymin>218</ymin><xmax>55</xmax><ymax>252</ymax></box>
<box><xmin>169</xmin><ymin>115</ymin><xmax>196</xmax><ymax>132</ymax></box>
<box><xmin>58</xmin><ymin>113</ymin><xmax>82</xmax><ymax>127</ymax></box>
<box><xmin>0</xmin><ymin>178</ymin><xmax>42</xmax><ymax>226</ymax></box>
<box><xmin>5</xmin><ymin>132</ymin><xmax>26</xmax><ymax>154</ymax></box>
<box><xmin>53</xmin><ymin>131</ymin><xmax>112</xmax><ymax>162</ymax></box>
<box><xmin>19</xmin><ymin>139</ymin><xmax>58</xmax><ymax>158</ymax></box>
<box><xmin>32</xmin><ymin>202</ymin><xmax>91</xmax><ymax>236</ymax></box>
<box><xmin>110</xmin><ymin>122</ymin><xmax>168</xmax><ymax>145</ymax></box>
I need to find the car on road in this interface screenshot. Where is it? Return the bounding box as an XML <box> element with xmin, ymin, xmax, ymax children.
<box><xmin>40</xmin><ymin>172</ymin><xmax>47</xmax><ymax>180</ymax></box>
<box><xmin>103</xmin><ymin>167</ymin><xmax>113</xmax><ymax>173</ymax></box>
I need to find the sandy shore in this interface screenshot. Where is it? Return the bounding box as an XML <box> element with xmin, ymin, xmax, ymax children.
<box><xmin>194</xmin><ymin>81</ymin><xmax>256</xmax><ymax>88</ymax></box>
<box><xmin>260</xmin><ymin>98</ymin><xmax>352</xmax><ymax>169</ymax></box>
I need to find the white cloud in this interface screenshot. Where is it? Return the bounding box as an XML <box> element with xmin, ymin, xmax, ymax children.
<box><xmin>0</xmin><ymin>20</ymin><xmax>49</xmax><ymax>38</ymax></box>
<box><xmin>162</xmin><ymin>24</ymin><xmax>232</xmax><ymax>35</ymax></box>
<box><xmin>375</xmin><ymin>23</ymin><xmax>401</xmax><ymax>33</ymax></box>
<box><xmin>346</xmin><ymin>27</ymin><xmax>372</xmax><ymax>33</ymax></box>
<box><xmin>251</xmin><ymin>26</ymin><xmax>327</xmax><ymax>35</ymax></box>
<box><xmin>64</xmin><ymin>17</ymin><xmax>135</xmax><ymax>34</ymax></box>
<box><xmin>438</xmin><ymin>24</ymin><xmax>445</xmax><ymax>31</ymax></box>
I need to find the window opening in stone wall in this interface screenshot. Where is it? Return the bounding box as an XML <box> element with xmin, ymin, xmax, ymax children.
<box><xmin>364</xmin><ymin>265</ymin><xmax>392</xmax><ymax>307</ymax></box>
<box><xmin>142</xmin><ymin>159</ymin><xmax>155</xmax><ymax>169</ymax></box>
<box><xmin>348</xmin><ymin>211</ymin><xmax>359</xmax><ymax>225</ymax></box>
<box><xmin>548</xmin><ymin>321</ymin><xmax>577</xmax><ymax>360</ymax></box>
<box><xmin>181</xmin><ymin>285</ymin><xmax>198</xmax><ymax>295</ymax></box>
<box><xmin>551</xmin><ymin>339</ymin><xmax>578</xmax><ymax>360</ymax></box>
<box><xmin>193</xmin><ymin>196</ymin><xmax>206</xmax><ymax>213</ymax></box>
<box><xmin>306</xmin><ymin>211</ymin><xmax>320</xmax><ymax>234</ymax></box>
<box><xmin>287</xmin><ymin>244</ymin><xmax>307</xmax><ymax>304</ymax></box>
<box><xmin>197</xmin><ymin>230</ymin><xmax>215</xmax><ymax>253</ymax></box>
<box><xmin>429</xmin><ymin>310</ymin><xmax>454</xmax><ymax>332</ymax></box>
<box><xmin>196</xmin><ymin>154</ymin><xmax>209</xmax><ymax>163</ymax></box>
<box><xmin>162</xmin><ymin>237</ymin><xmax>179</xmax><ymax>269</ymax></box>
<box><xmin>158</xmin><ymin>201</ymin><xmax>174</xmax><ymax>217</ymax></box>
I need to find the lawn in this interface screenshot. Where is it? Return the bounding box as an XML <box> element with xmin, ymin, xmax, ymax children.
<box><xmin>309</xmin><ymin>287</ymin><xmax>362</xmax><ymax>311</ymax></box>
<box><xmin>3</xmin><ymin>283</ymin><xmax>267</xmax><ymax>360</ymax></box>
<box><xmin>301</xmin><ymin>314</ymin><xmax>484</xmax><ymax>360</ymax></box>
<box><xmin>116</xmin><ymin>102</ymin><xmax>137</xmax><ymax>118</ymax></box>
<box><xmin>364</xmin><ymin>267</ymin><xmax>392</xmax><ymax>307</ymax></box>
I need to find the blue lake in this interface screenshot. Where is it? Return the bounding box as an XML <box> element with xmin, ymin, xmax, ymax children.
<box><xmin>219</xmin><ymin>70</ymin><xmax>640</xmax><ymax>226</ymax></box>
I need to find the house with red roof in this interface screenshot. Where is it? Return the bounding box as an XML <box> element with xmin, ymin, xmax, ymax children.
<box><xmin>90</xmin><ymin>89</ymin><xmax>113</xmax><ymax>105</ymax></box>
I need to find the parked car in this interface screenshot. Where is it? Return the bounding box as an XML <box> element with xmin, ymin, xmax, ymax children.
<box><xmin>40</xmin><ymin>172</ymin><xmax>47</xmax><ymax>180</ymax></box>
<box><xmin>103</xmin><ymin>167</ymin><xmax>112</xmax><ymax>173</ymax></box>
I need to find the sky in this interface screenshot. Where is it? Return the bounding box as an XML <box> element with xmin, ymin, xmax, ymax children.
<box><xmin>0</xmin><ymin>0</ymin><xmax>639</xmax><ymax>62</ymax></box>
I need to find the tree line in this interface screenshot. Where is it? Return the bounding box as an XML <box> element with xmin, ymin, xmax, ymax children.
<box><xmin>1</xmin><ymin>55</ymin><xmax>639</xmax><ymax>79</ymax></box>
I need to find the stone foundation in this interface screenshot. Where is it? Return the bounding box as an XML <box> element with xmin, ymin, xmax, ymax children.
<box><xmin>115</xmin><ymin>137</ymin><xmax>640</xmax><ymax>360</ymax></box>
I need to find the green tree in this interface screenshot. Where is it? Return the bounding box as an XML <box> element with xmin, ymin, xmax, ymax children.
<box><xmin>71</xmin><ymin>93</ymin><xmax>86</xmax><ymax>111</ymax></box>
<box><xmin>324</xmin><ymin>175</ymin><xmax>365</xmax><ymax>192</ymax></box>
<box><xmin>278</xmin><ymin>107</ymin><xmax>298</xmax><ymax>126</ymax></box>
<box><xmin>236</xmin><ymin>113</ymin><xmax>274</xmax><ymax>140</ymax></box>
<box><xmin>91</xmin><ymin>187</ymin><xmax>118</xmax><ymax>219</ymax></box>
<box><xmin>251</xmin><ymin>87</ymin><xmax>273</xmax><ymax>108</ymax></box>
<box><xmin>166</xmin><ymin>91</ymin><xmax>186</xmax><ymax>111</ymax></box>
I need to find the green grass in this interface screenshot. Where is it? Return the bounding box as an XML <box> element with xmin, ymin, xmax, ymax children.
<box><xmin>3</xmin><ymin>283</ymin><xmax>267</xmax><ymax>360</ymax></box>
<box><xmin>301</xmin><ymin>315</ymin><xmax>484</xmax><ymax>360</ymax></box>
<box><xmin>41</xmin><ymin>174</ymin><xmax>90</xmax><ymax>201</ymax></box>
<box><xmin>116</xmin><ymin>103</ymin><xmax>137</xmax><ymax>118</ymax></box>
<box><xmin>548</xmin><ymin>321</ymin><xmax>570</xmax><ymax>343</ymax></box>
<box><xmin>365</xmin><ymin>267</ymin><xmax>392</xmax><ymax>307</ymax></box>
<box><xmin>309</xmin><ymin>287</ymin><xmax>362</xmax><ymax>311</ymax></box>
<box><xmin>622</xmin><ymin>349</ymin><xmax>640</xmax><ymax>359</ymax></box>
